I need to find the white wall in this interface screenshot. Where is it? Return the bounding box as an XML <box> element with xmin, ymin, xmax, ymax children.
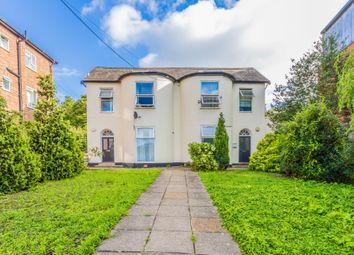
<box><xmin>86</xmin><ymin>74</ymin><xmax>270</xmax><ymax>164</ymax></box>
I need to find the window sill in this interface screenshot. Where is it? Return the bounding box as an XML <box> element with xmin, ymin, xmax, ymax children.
<box><xmin>239</xmin><ymin>111</ymin><xmax>253</xmax><ymax>113</ymax></box>
<box><xmin>26</xmin><ymin>65</ymin><xmax>37</xmax><ymax>73</ymax></box>
<box><xmin>135</xmin><ymin>106</ymin><xmax>155</xmax><ymax>109</ymax></box>
<box><xmin>100</xmin><ymin>111</ymin><xmax>114</xmax><ymax>113</ymax></box>
<box><xmin>2</xmin><ymin>87</ymin><xmax>11</xmax><ymax>92</ymax></box>
<box><xmin>26</xmin><ymin>105</ymin><xmax>36</xmax><ymax>109</ymax></box>
<box><xmin>0</xmin><ymin>46</ymin><xmax>10</xmax><ymax>52</ymax></box>
<box><xmin>200</xmin><ymin>107</ymin><xmax>220</xmax><ymax>109</ymax></box>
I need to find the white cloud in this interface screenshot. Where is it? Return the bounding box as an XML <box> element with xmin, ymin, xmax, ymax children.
<box><xmin>81</xmin><ymin>0</ymin><xmax>104</xmax><ymax>15</ymax></box>
<box><xmin>55</xmin><ymin>67</ymin><xmax>82</xmax><ymax>77</ymax></box>
<box><xmin>103</xmin><ymin>4</ymin><xmax>150</xmax><ymax>47</ymax></box>
<box><xmin>104</xmin><ymin>0</ymin><xmax>347</xmax><ymax>104</ymax></box>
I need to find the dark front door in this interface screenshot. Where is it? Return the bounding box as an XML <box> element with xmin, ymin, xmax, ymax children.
<box><xmin>102</xmin><ymin>137</ymin><xmax>114</xmax><ymax>162</ymax></box>
<box><xmin>239</xmin><ymin>136</ymin><xmax>251</xmax><ymax>163</ymax></box>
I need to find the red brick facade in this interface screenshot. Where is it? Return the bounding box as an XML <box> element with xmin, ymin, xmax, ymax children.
<box><xmin>0</xmin><ymin>19</ymin><xmax>55</xmax><ymax>119</ymax></box>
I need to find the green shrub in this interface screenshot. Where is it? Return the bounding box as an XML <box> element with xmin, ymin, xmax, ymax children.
<box><xmin>188</xmin><ymin>142</ymin><xmax>218</xmax><ymax>171</ymax></box>
<box><xmin>249</xmin><ymin>133</ymin><xmax>282</xmax><ymax>173</ymax></box>
<box><xmin>0</xmin><ymin>98</ymin><xmax>41</xmax><ymax>194</ymax></box>
<box><xmin>214</xmin><ymin>113</ymin><xmax>230</xmax><ymax>169</ymax></box>
<box><xmin>28</xmin><ymin>75</ymin><xmax>85</xmax><ymax>181</ymax></box>
<box><xmin>281</xmin><ymin>101</ymin><xmax>348</xmax><ymax>182</ymax></box>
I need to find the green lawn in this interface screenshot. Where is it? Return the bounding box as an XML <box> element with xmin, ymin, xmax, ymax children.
<box><xmin>0</xmin><ymin>169</ymin><xmax>161</xmax><ymax>255</ymax></box>
<box><xmin>199</xmin><ymin>171</ymin><xmax>354</xmax><ymax>255</ymax></box>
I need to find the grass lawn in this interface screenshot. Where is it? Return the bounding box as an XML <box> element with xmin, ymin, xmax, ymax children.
<box><xmin>199</xmin><ymin>170</ymin><xmax>354</xmax><ymax>255</ymax></box>
<box><xmin>0</xmin><ymin>169</ymin><xmax>161</xmax><ymax>255</ymax></box>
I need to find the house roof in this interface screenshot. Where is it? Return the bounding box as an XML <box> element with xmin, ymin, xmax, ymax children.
<box><xmin>0</xmin><ymin>18</ymin><xmax>56</xmax><ymax>63</ymax></box>
<box><xmin>321</xmin><ymin>0</ymin><xmax>354</xmax><ymax>34</ymax></box>
<box><xmin>83</xmin><ymin>67</ymin><xmax>270</xmax><ymax>84</ymax></box>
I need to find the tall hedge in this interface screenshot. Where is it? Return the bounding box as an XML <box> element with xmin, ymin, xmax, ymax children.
<box><xmin>281</xmin><ymin>101</ymin><xmax>347</xmax><ymax>182</ymax></box>
<box><xmin>214</xmin><ymin>113</ymin><xmax>230</xmax><ymax>169</ymax></box>
<box><xmin>28</xmin><ymin>75</ymin><xmax>85</xmax><ymax>180</ymax></box>
<box><xmin>249</xmin><ymin>133</ymin><xmax>281</xmax><ymax>173</ymax></box>
<box><xmin>0</xmin><ymin>98</ymin><xmax>41</xmax><ymax>194</ymax></box>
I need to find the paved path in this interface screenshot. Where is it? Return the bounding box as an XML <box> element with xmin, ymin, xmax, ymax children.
<box><xmin>96</xmin><ymin>168</ymin><xmax>241</xmax><ymax>255</ymax></box>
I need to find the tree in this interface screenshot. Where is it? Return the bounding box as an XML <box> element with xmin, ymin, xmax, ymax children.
<box><xmin>268</xmin><ymin>37</ymin><xmax>341</xmax><ymax>129</ymax></box>
<box><xmin>336</xmin><ymin>51</ymin><xmax>354</xmax><ymax>131</ymax></box>
<box><xmin>0</xmin><ymin>97</ymin><xmax>41</xmax><ymax>193</ymax></box>
<box><xmin>280</xmin><ymin>101</ymin><xmax>348</xmax><ymax>182</ymax></box>
<box><xmin>61</xmin><ymin>95</ymin><xmax>87</xmax><ymax>129</ymax></box>
<box><xmin>214</xmin><ymin>112</ymin><xmax>229</xmax><ymax>169</ymax></box>
<box><xmin>28</xmin><ymin>75</ymin><xmax>85</xmax><ymax>181</ymax></box>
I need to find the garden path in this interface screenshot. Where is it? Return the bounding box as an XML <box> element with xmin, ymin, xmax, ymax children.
<box><xmin>96</xmin><ymin>167</ymin><xmax>240</xmax><ymax>255</ymax></box>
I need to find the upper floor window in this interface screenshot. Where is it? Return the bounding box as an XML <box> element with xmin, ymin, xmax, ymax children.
<box><xmin>201</xmin><ymin>125</ymin><xmax>216</xmax><ymax>144</ymax></box>
<box><xmin>99</xmin><ymin>88</ymin><xmax>113</xmax><ymax>112</ymax></box>
<box><xmin>0</xmin><ymin>34</ymin><xmax>9</xmax><ymax>51</ymax></box>
<box><xmin>26</xmin><ymin>87</ymin><xmax>37</xmax><ymax>108</ymax></box>
<box><xmin>25</xmin><ymin>50</ymin><xmax>37</xmax><ymax>71</ymax></box>
<box><xmin>2</xmin><ymin>76</ymin><xmax>11</xmax><ymax>92</ymax></box>
<box><xmin>239</xmin><ymin>89</ymin><xmax>254</xmax><ymax>112</ymax></box>
<box><xmin>136</xmin><ymin>82</ymin><xmax>154</xmax><ymax>108</ymax></box>
<box><xmin>201</xmin><ymin>81</ymin><xmax>219</xmax><ymax>108</ymax></box>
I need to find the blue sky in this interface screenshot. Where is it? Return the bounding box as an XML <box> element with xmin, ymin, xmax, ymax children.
<box><xmin>0</xmin><ymin>0</ymin><xmax>346</xmax><ymax>102</ymax></box>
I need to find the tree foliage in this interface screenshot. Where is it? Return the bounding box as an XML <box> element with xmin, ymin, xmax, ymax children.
<box><xmin>214</xmin><ymin>113</ymin><xmax>229</xmax><ymax>169</ymax></box>
<box><xmin>268</xmin><ymin>37</ymin><xmax>341</xmax><ymax>129</ymax></box>
<box><xmin>249</xmin><ymin>133</ymin><xmax>281</xmax><ymax>173</ymax></box>
<box><xmin>28</xmin><ymin>75</ymin><xmax>85</xmax><ymax>181</ymax></box>
<box><xmin>336</xmin><ymin>51</ymin><xmax>354</xmax><ymax>130</ymax></box>
<box><xmin>61</xmin><ymin>95</ymin><xmax>87</xmax><ymax>129</ymax></box>
<box><xmin>280</xmin><ymin>101</ymin><xmax>348</xmax><ymax>182</ymax></box>
<box><xmin>188</xmin><ymin>143</ymin><xmax>218</xmax><ymax>171</ymax></box>
<box><xmin>0</xmin><ymin>97</ymin><xmax>41</xmax><ymax>194</ymax></box>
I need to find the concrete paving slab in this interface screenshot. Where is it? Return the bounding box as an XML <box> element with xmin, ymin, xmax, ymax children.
<box><xmin>160</xmin><ymin>198</ymin><xmax>188</xmax><ymax>206</ymax></box>
<box><xmin>145</xmin><ymin>231</ymin><xmax>194</xmax><ymax>254</ymax></box>
<box><xmin>97</xmin><ymin>230</ymin><xmax>149</xmax><ymax>253</ymax></box>
<box><xmin>189</xmin><ymin>198</ymin><xmax>213</xmax><ymax>207</ymax></box>
<box><xmin>164</xmin><ymin>192</ymin><xmax>188</xmax><ymax>199</ymax></box>
<box><xmin>128</xmin><ymin>205</ymin><xmax>159</xmax><ymax>216</ymax></box>
<box><xmin>115</xmin><ymin>216</ymin><xmax>154</xmax><ymax>231</ymax></box>
<box><xmin>153</xmin><ymin>216</ymin><xmax>191</xmax><ymax>231</ymax></box>
<box><xmin>195</xmin><ymin>232</ymin><xmax>241</xmax><ymax>255</ymax></box>
<box><xmin>157</xmin><ymin>205</ymin><xmax>189</xmax><ymax>217</ymax></box>
<box><xmin>191</xmin><ymin>218</ymin><xmax>225</xmax><ymax>233</ymax></box>
<box><xmin>190</xmin><ymin>206</ymin><xmax>218</xmax><ymax>218</ymax></box>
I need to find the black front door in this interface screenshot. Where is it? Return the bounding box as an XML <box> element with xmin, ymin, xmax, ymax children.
<box><xmin>102</xmin><ymin>137</ymin><xmax>114</xmax><ymax>162</ymax></box>
<box><xmin>239</xmin><ymin>136</ymin><xmax>251</xmax><ymax>162</ymax></box>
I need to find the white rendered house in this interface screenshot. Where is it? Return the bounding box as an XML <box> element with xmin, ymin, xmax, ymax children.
<box><xmin>83</xmin><ymin>67</ymin><xmax>271</xmax><ymax>167</ymax></box>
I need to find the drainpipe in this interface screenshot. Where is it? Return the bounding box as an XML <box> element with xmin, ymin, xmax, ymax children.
<box><xmin>16</xmin><ymin>32</ymin><xmax>26</xmax><ymax>114</ymax></box>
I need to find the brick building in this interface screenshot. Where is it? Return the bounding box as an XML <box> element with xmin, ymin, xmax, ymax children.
<box><xmin>0</xmin><ymin>18</ymin><xmax>56</xmax><ymax>119</ymax></box>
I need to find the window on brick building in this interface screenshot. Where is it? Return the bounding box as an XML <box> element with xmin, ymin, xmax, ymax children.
<box><xmin>2</xmin><ymin>76</ymin><xmax>11</xmax><ymax>92</ymax></box>
<box><xmin>26</xmin><ymin>87</ymin><xmax>37</xmax><ymax>108</ymax></box>
<box><xmin>0</xmin><ymin>34</ymin><xmax>9</xmax><ymax>51</ymax></box>
<box><xmin>25</xmin><ymin>50</ymin><xmax>37</xmax><ymax>71</ymax></box>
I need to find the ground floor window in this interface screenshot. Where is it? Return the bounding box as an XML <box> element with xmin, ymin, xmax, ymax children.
<box><xmin>136</xmin><ymin>127</ymin><xmax>155</xmax><ymax>162</ymax></box>
<box><xmin>201</xmin><ymin>125</ymin><xmax>216</xmax><ymax>144</ymax></box>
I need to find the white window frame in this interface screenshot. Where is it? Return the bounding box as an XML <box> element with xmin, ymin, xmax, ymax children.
<box><xmin>135</xmin><ymin>82</ymin><xmax>155</xmax><ymax>108</ymax></box>
<box><xmin>2</xmin><ymin>76</ymin><xmax>11</xmax><ymax>92</ymax></box>
<box><xmin>0</xmin><ymin>33</ymin><xmax>10</xmax><ymax>51</ymax></box>
<box><xmin>25</xmin><ymin>50</ymin><xmax>37</xmax><ymax>71</ymax></box>
<box><xmin>239</xmin><ymin>88</ymin><xmax>254</xmax><ymax>112</ymax></box>
<box><xmin>200</xmin><ymin>81</ymin><xmax>220</xmax><ymax>108</ymax></box>
<box><xmin>26</xmin><ymin>86</ymin><xmax>37</xmax><ymax>109</ymax></box>
<box><xmin>201</xmin><ymin>125</ymin><xmax>216</xmax><ymax>143</ymax></box>
<box><xmin>99</xmin><ymin>88</ymin><xmax>114</xmax><ymax>112</ymax></box>
<box><xmin>135</xmin><ymin>127</ymin><xmax>155</xmax><ymax>163</ymax></box>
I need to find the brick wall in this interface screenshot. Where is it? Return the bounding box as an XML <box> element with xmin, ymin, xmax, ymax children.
<box><xmin>0</xmin><ymin>22</ymin><xmax>53</xmax><ymax>120</ymax></box>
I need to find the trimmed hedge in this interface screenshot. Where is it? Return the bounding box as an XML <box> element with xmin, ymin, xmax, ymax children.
<box><xmin>188</xmin><ymin>142</ymin><xmax>218</xmax><ymax>171</ymax></box>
